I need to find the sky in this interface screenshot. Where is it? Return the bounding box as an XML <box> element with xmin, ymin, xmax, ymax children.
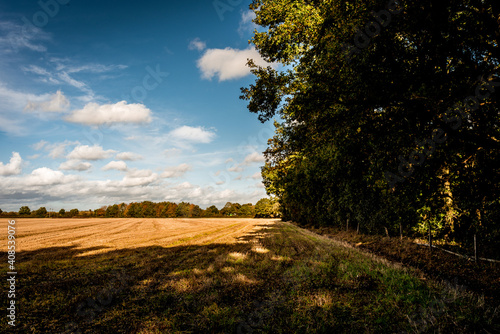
<box><xmin>0</xmin><ymin>0</ymin><xmax>277</xmax><ymax>212</ymax></box>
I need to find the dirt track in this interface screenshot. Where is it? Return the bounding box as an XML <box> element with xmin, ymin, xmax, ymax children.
<box><xmin>3</xmin><ymin>218</ymin><xmax>276</xmax><ymax>255</ymax></box>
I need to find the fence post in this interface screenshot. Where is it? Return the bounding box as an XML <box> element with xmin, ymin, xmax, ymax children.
<box><xmin>474</xmin><ymin>234</ymin><xmax>477</xmax><ymax>262</ymax></box>
<box><xmin>428</xmin><ymin>224</ymin><xmax>432</xmax><ymax>253</ymax></box>
<box><xmin>357</xmin><ymin>222</ymin><xmax>359</xmax><ymax>234</ymax></box>
<box><xmin>346</xmin><ymin>218</ymin><xmax>349</xmax><ymax>232</ymax></box>
<box><xmin>400</xmin><ymin>223</ymin><xmax>403</xmax><ymax>241</ymax></box>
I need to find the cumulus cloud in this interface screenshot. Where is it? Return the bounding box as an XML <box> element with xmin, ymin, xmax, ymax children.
<box><xmin>24</xmin><ymin>167</ymin><xmax>78</xmax><ymax>186</ymax></box>
<box><xmin>0</xmin><ymin>167</ymin><xmax>267</xmax><ymax>211</ymax></box>
<box><xmin>67</xmin><ymin>145</ymin><xmax>116</xmax><ymax>161</ymax></box>
<box><xmin>0</xmin><ymin>152</ymin><xmax>22</xmax><ymax>176</ymax></box>
<box><xmin>24</xmin><ymin>90</ymin><xmax>70</xmax><ymax>112</ymax></box>
<box><xmin>102</xmin><ymin>161</ymin><xmax>128</xmax><ymax>171</ymax></box>
<box><xmin>188</xmin><ymin>38</ymin><xmax>206</xmax><ymax>51</ymax></box>
<box><xmin>115</xmin><ymin>152</ymin><xmax>143</xmax><ymax>161</ymax></box>
<box><xmin>161</xmin><ymin>163</ymin><xmax>191</xmax><ymax>178</ymax></box>
<box><xmin>120</xmin><ymin>169</ymin><xmax>158</xmax><ymax>187</ymax></box>
<box><xmin>197</xmin><ymin>47</ymin><xmax>273</xmax><ymax>81</ymax></box>
<box><xmin>59</xmin><ymin>160</ymin><xmax>92</xmax><ymax>171</ymax></box>
<box><xmin>65</xmin><ymin>101</ymin><xmax>152</xmax><ymax>126</ymax></box>
<box><xmin>169</xmin><ymin>126</ymin><xmax>216</xmax><ymax>144</ymax></box>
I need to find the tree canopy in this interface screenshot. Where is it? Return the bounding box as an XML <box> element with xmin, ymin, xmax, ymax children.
<box><xmin>242</xmin><ymin>0</ymin><xmax>499</xmax><ymax>243</ymax></box>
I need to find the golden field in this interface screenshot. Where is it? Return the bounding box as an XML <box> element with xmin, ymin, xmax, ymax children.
<box><xmin>4</xmin><ymin>218</ymin><xmax>268</xmax><ymax>255</ymax></box>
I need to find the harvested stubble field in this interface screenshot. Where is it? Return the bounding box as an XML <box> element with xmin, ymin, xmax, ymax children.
<box><xmin>1</xmin><ymin>218</ymin><xmax>498</xmax><ymax>333</ymax></box>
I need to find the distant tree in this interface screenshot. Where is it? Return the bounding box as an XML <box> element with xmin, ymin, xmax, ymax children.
<box><xmin>0</xmin><ymin>208</ymin><xmax>3</xmax><ymax>215</ymax></box>
<box><xmin>255</xmin><ymin>198</ymin><xmax>273</xmax><ymax>218</ymax></box>
<box><xmin>140</xmin><ymin>201</ymin><xmax>156</xmax><ymax>217</ymax></box>
<box><xmin>118</xmin><ymin>203</ymin><xmax>127</xmax><ymax>217</ymax></box>
<box><xmin>106</xmin><ymin>204</ymin><xmax>119</xmax><ymax>217</ymax></box>
<box><xmin>35</xmin><ymin>207</ymin><xmax>48</xmax><ymax>217</ymax></box>
<box><xmin>59</xmin><ymin>208</ymin><xmax>66</xmax><ymax>216</ymax></box>
<box><xmin>190</xmin><ymin>205</ymin><xmax>202</xmax><ymax>217</ymax></box>
<box><xmin>221</xmin><ymin>202</ymin><xmax>241</xmax><ymax>216</ymax></box>
<box><xmin>176</xmin><ymin>202</ymin><xmax>191</xmax><ymax>217</ymax></box>
<box><xmin>125</xmin><ymin>203</ymin><xmax>140</xmax><ymax>218</ymax></box>
<box><xmin>204</xmin><ymin>205</ymin><xmax>220</xmax><ymax>217</ymax></box>
<box><xmin>19</xmin><ymin>206</ymin><xmax>31</xmax><ymax>215</ymax></box>
<box><xmin>69</xmin><ymin>209</ymin><xmax>79</xmax><ymax>217</ymax></box>
<box><xmin>95</xmin><ymin>207</ymin><xmax>106</xmax><ymax>217</ymax></box>
<box><xmin>238</xmin><ymin>203</ymin><xmax>255</xmax><ymax>217</ymax></box>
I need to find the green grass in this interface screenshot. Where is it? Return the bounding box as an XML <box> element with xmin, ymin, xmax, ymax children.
<box><xmin>3</xmin><ymin>221</ymin><xmax>498</xmax><ymax>333</ymax></box>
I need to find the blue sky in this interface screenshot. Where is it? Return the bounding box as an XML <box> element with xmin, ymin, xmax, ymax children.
<box><xmin>0</xmin><ymin>0</ymin><xmax>275</xmax><ymax>211</ymax></box>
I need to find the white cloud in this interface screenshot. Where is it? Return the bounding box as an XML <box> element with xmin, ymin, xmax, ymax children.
<box><xmin>102</xmin><ymin>161</ymin><xmax>128</xmax><ymax>171</ymax></box>
<box><xmin>0</xmin><ymin>20</ymin><xmax>50</xmax><ymax>53</ymax></box>
<box><xmin>226</xmin><ymin>152</ymin><xmax>265</xmax><ymax>173</ymax></box>
<box><xmin>250</xmin><ymin>172</ymin><xmax>262</xmax><ymax>180</ymax></box>
<box><xmin>243</xmin><ymin>152</ymin><xmax>265</xmax><ymax>165</ymax></box>
<box><xmin>0</xmin><ymin>152</ymin><xmax>22</xmax><ymax>176</ymax></box>
<box><xmin>188</xmin><ymin>38</ymin><xmax>206</xmax><ymax>51</ymax></box>
<box><xmin>42</xmin><ymin>140</ymin><xmax>80</xmax><ymax>159</ymax></box>
<box><xmin>24</xmin><ymin>90</ymin><xmax>70</xmax><ymax>112</ymax></box>
<box><xmin>238</xmin><ymin>11</ymin><xmax>257</xmax><ymax>36</ymax></box>
<box><xmin>228</xmin><ymin>165</ymin><xmax>243</xmax><ymax>172</ymax></box>
<box><xmin>169</xmin><ymin>126</ymin><xmax>216</xmax><ymax>144</ymax></box>
<box><xmin>0</xmin><ymin>167</ymin><xmax>267</xmax><ymax>211</ymax></box>
<box><xmin>24</xmin><ymin>167</ymin><xmax>78</xmax><ymax>186</ymax></box>
<box><xmin>66</xmin><ymin>101</ymin><xmax>152</xmax><ymax>126</ymax></box>
<box><xmin>59</xmin><ymin>160</ymin><xmax>92</xmax><ymax>171</ymax></box>
<box><xmin>115</xmin><ymin>152</ymin><xmax>143</xmax><ymax>161</ymax></box>
<box><xmin>161</xmin><ymin>163</ymin><xmax>191</xmax><ymax>178</ymax></box>
<box><xmin>67</xmin><ymin>145</ymin><xmax>116</xmax><ymax>161</ymax></box>
<box><xmin>32</xmin><ymin>140</ymin><xmax>48</xmax><ymax>151</ymax></box>
<box><xmin>21</xmin><ymin>65</ymin><xmax>61</xmax><ymax>85</ymax></box>
<box><xmin>64</xmin><ymin>64</ymin><xmax>127</xmax><ymax>74</ymax></box>
<box><xmin>197</xmin><ymin>47</ymin><xmax>273</xmax><ymax>81</ymax></box>
<box><xmin>0</xmin><ymin>82</ymin><xmax>51</xmax><ymax>135</ymax></box>
<box><xmin>57</xmin><ymin>72</ymin><xmax>93</xmax><ymax>95</ymax></box>
<box><xmin>119</xmin><ymin>169</ymin><xmax>158</xmax><ymax>187</ymax></box>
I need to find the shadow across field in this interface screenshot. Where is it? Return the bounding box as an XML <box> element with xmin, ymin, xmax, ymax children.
<box><xmin>3</xmin><ymin>222</ymin><xmax>498</xmax><ymax>334</ymax></box>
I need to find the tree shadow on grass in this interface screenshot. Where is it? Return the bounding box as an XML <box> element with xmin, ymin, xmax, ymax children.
<box><xmin>4</xmin><ymin>224</ymin><xmax>301</xmax><ymax>334</ymax></box>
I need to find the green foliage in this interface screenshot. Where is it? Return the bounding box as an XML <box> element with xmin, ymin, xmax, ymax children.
<box><xmin>59</xmin><ymin>209</ymin><xmax>66</xmax><ymax>216</ymax></box>
<box><xmin>19</xmin><ymin>206</ymin><xmax>31</xmax><ymax>215</ymax></box>
<box><xmin>204</xmin><ymin>205</ymin><xmax>220</xmax><ymax>217</ymax></box>
<box><xmin>69</xmin><ymin>209</ymin><xmax>79</xmax><ymax>217</ymax></box>
<box><xmin>220</xmin><ymin>202</ymin><xmax>241</xmax><ymax>216</ymax></box>
<box><xmin>176</xmin><ymin>202</ymin><xmax>191</xmax><ymax>218</ymax></box>
<box><xmin>105</xmin><ymin>204</ymin><xmax>120</xmax><ymax>217</ymax></box>
<box><xmin>243</xmin><ymin>0</ymin><xmax>500</xmax><ymax>242</ymax></box>
<box><xmin>35</xmin><ymin>207</ymin><xmax>48</xmax><ymax>217</ymax></box>
<box><xmin>255</xmin><ymin>197</ymin><xmax>279</xmax><ymax>218</ymax></box>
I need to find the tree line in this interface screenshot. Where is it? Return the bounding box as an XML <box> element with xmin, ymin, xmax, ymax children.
<box><xmin>0</xmin><ymin>198</ymin><xmax>279</xmax><ymax>219</ymax></box>
<box><xmin>242</xmin><ymin>0</ymin><xmax>499</xmax><ymax>247</ymax></box>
